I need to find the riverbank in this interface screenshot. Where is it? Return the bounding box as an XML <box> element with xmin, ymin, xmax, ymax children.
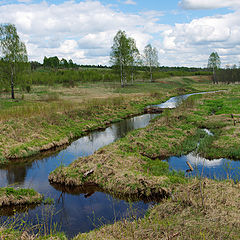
<box><xmin>1</xmin><ymin>79</ymin><xmax>240</xmax><ymax>239</ymax></box>
<box><xmin>49</xmin><ymin>88</ymin><xmax>240</xmax><ymax>198</ymax></box>
<box><xmin>75</xmin><ymin>179</ymin><xmax>240</xmax><ymax>240</ymax></box>
<box><xmin>0</xmin><ymin>76</ymin><xmax>221</xmax><ymax>164</ymax></box>
<box><xmin>0</xmin><ymin>187</ymin><xmax>43</xmax><ymax>207</ymax></box>
<box><xmin>1</xmin><ymin>179</ymin><xmax>239</xmax><ymax>240</ymax></box>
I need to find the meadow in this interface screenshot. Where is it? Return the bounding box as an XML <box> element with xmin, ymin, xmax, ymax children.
<box><xmin>0</xmin><ymin>73</ymin><xmax>240</xmax><ymax>239</ymax></box>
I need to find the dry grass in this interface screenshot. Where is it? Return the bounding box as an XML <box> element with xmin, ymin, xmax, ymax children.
<box><xmin>75</xmin><ymin>179</ymin><xmax>240</xmax><ymax>240</ymax></box>
<box><xmin>0</xmin><ymin>187</ymin><xmax>43</xmax><ymax>207</ymax></box>
<box><xmin>49</xmin><ymin>145</ymin><xmax>170</xmax><ymax>199</ymax></box>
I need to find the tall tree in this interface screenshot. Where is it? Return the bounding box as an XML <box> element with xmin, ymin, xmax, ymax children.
<box><xmin>208</xmin><ymin>52</ymin><xmax>221</xmax><ymax>84</ymax></box>
<box><xmin>128</xmin><ymin>37</ymin><xmax>140</xmax><ymax>85</ymax></box>
<box><xmin>110</xmin><ymin>30</ymin><xmax>132</xmax><ymax>87</ymax></box>
<box><xmin>0</xmin><ymin>23</ymin><xmax>28</xmax><ymax>99</ymax></box>
<box><xmin>143</xmin><ymin>44</ymin><xmax>159</xmax><ymax>82</ymax></box>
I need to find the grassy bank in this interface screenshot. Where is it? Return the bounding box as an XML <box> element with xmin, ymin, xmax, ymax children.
<box><xmin>49</xmin><ymin>88</ymin><xmax>240</xmax><ymax>196</ymax></box>
<box><xmin>0</xmin><ymin>76</ymin><xmax>222</xmax><ymax>164</ymax></box>
<box><xmin>0</xmin><ymin>187</ymin><xmax>43</xmax><ymax>207</ymax></box>
<box><xmin>75</xmin><ymin>179</ymin><xmax>240</xmax><ymax>240</ymax></box>
<box><xmin>2</xmin><ymin>179</ymin><xmax>239</xmax><ymax>239</ymax></box>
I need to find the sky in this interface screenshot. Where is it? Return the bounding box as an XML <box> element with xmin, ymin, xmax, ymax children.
<box><xmin>0</xmin><ymin>0</ymin><xmax>240</xmax><ymax>67</ymax></box>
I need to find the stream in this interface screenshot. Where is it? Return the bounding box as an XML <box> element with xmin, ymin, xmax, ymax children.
<box><xmin>0</xmin><ymin>91</ymin><xmax>239</xmax><ymax>238</ymax></box>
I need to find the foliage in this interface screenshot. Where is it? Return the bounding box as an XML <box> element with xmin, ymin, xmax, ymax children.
<box><xmin>110</xmin><ymin>30</ymin><xmax>140</xmax><ymax>87</ymax></box>
<box><xmin>0</xmin><ymin>23</ymin><xmax>28</xmax><ymax>99</ymax></box>
<box><xmin>208</xmin><ymin>52</ymin><xmax>221</xmax><ymax>83</ymax></box>
<box><xmin>215</xmin><ymin>68</ymin><xmax>240</xmax><ymax>83</ymax></box>
<box><xmin>143</xmin><ymin>44</ymin><xmax>159</xmax><ymax>82</ymax></box>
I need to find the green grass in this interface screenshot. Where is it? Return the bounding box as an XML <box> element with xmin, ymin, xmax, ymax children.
<box><xmin>0</xmin><ymin>187</ymin><xmax>43</xmax><ymax>207</ymax></box>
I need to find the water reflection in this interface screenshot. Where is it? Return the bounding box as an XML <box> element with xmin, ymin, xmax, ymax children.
<box><xmin>0</xmin><ymin>90</ymin><xmax>237</xmax><ymax>238</ymax></box>
<box><xmin>165</xmin><ymin>152</ymin><xmax>240</xmax><ymax>180</ymax></box>
<box><xmin>0</xmin><ymin>112</ymin><xmax>158</xmax><ymax>237</ymax></box>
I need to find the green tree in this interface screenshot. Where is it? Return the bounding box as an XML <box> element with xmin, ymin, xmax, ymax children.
<box><xmin>110</xmin><ymin>30</ymin><xmax>132</xmax><ymax>87</ymax></box>
<box><xmin>0</xmin><ymin>23</ymin><xmax>28</xmax><ymax>99</ymax></box>
<box><xmin>60</xmin><ymin>58</ymin><xmax>69</xmax><ymax>68</ymax></box>
<box><xmin>143</xmin><ymin>44</ymin><xmax>159</xmax><ymax>82</ymax></box>
<box><xmin>128</xmin><ymin>37</ymin><xmax>140</xmax><ymax>85</ymax></box>
<box><xmin>208</xmin><ymin>52</ymin><xmax>221</xmax><ymax>83</ymax></box>
<box><xmin>68</xmin><ymin>59</ymin><xmax>74</xmax><ymax>68</ymax></box>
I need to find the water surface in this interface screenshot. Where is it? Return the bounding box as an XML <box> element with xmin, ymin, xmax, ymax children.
<box><xmin>0</xmin><ymin>91</ymin><xmax>239</xmax><ymax>237</ymax></box>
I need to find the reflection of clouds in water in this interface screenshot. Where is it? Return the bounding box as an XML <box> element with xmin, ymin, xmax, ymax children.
<box><xmin>156</xmin><ymin>92</ymin><xmax>216</xmax><ymax>109</ymax></box>
<box><xmin>156</xmin><ymin>95</ymin><xmax>191</xmax><ymax>108</ymax></box>
<box><xmin>65</xmin><ymin>114</ymin><xmax>156</xmax><ymax>156</ymax></box>
<box><xmin>0</xmin><ymin>170</ymin><xmax>7</xmax><ymax>187</ymax></box>
<box><xmin>65</xmin><ymin>127</ymin><xmax>117</xmax><ymax>156</ymax></box>
<box><xmin>186</xmin><ymin>152</ymin><xmax>224</xmax><ymax>167</ymax></box>
<box><xmin>203</xmin><ymin>128</ymin><xmax>213</xmax><ymax>136</ymax></box>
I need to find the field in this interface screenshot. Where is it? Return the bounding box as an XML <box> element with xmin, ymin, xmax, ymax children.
<box><xmin>0</xmin><ymin>75</ymin><xmax>217</xmax><ymax>163</ymax></box>
<box><xmin>0</xmin><ymin>75</ymin><xmax>240</xmax><ymax>239</ymax></box>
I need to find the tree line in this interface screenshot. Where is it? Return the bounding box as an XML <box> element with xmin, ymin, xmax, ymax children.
<box><xmin>207</xmin><ymin>51</ymin><xmax>240</xmax><ymax>83</ymax></box>
<box><xmin>110</xmin><ymin>30</ymin><xmax>159</xmax><ymax>87</ymax></box>
<box><xmin>0</xmin><ymin>23</ymin><xmax>211</xmax><ymax>99</ymax></box>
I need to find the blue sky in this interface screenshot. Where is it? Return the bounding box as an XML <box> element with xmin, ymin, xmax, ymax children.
<box><xmin>0</xmin><ymin>0</ymin><xmax>240</xmax><ymax>67</ymax></box>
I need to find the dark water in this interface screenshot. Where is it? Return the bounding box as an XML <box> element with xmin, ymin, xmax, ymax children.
<box><xmin>0</xmin><ymin>91</ymin><xmax>239</xmax><ymax>237</ymax></box>
<box><xmin>0</xmin><ymin>114</ymin><xmax>158</xmax><ymax>238</ymax></box>
<box><xmin>165</xmin><ymin>152</ymin><xmax>240</xmax><ymax>180</ymax></box>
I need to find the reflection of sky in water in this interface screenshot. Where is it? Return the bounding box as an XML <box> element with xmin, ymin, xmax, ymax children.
<box><xmin>155</xmin><ymin>92</ymin><xmax>217</xmax><ymax>109</ymax></box>
<box><xmin>0</xmin><ymin>113</ymin><xmax>157</xmax><ymax>238</ymax></box>
<box><xmin>165</xmin><ymin>152</ymin><xmax>240</xmax><ymax>180</ymax></box>
<box><xmin>0</xmin><ymin>90</ymin><xmax>237</xmax><ymax>237</ymax></box>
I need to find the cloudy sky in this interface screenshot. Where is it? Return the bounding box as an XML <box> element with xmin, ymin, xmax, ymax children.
<box><xmin>0</xmin><ymin>0</ymin><xmax>240</xmax><ymax>67</ymax></box>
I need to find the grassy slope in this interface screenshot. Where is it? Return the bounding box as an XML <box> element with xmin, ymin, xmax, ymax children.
<box><xmin>0</xmin><ymin>76</ymin><xmax>220</xmax><ymax>163</ymax></box>
<box><xmin>0</xmin><ymin>187</ymin><xmax>43</xmax><ymax>207</ymax></box>
<box><xmin>76</xmin><ymin>179</ymin><xmax>240</xmax><ymax>240</ymax></box>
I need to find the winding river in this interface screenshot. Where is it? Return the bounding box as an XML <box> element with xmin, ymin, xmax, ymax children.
<box><xmin>0</xmin><ymin>91</ymin><xmax>239</xmax><ymax>238</ymax></box>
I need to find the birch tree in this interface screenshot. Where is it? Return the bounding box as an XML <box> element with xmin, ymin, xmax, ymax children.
<box><xmin>0</xmin><ymin>23</ymin><xmax>28</xmax><ymax>99</ymax></box>
<box><xmin>208</xmin><ymin>52</ymin><xmax>221</xmax><ymax>84</ymax></box>
<box><xmin>128</xmin><ymin>37</ymin><xmax>140</xmax><ymax>85</ymax></box>
<box><xmin>143</xmin><ymin>44</ymin><xmax>159</xmax><ymax>82</ymax></box>
<box><xmin>110</xmin><ymin>30</ymin><xmax>131</xmax><ymax>87</ymax></box>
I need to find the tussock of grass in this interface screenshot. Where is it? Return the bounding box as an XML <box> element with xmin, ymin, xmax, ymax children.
<box><xmin>0</xmin><ymin>94</ymin><xmax>163</xmax><ymax>161</ymax></box>
<box><xmin>0</xmin><ymin>227</ymin><xmax>67</xmax><ymax>240</ymax></box>
<box><xmin>0</xmin><ymin>187</ymin><xmax>43</xmax><ymax>207</ymax></box>
<box><xmin>75</xmin><ymin>179</ymin><xmax>240</xmax><ymax>240</ymax></box>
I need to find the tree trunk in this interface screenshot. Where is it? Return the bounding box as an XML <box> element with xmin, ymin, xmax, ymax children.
<box><xmin>120</xmin><ymin>63</ymin><xmax>124</xmax><ymax>88</ymax></box>
<box><xmin>150</xmin><ymin>65</ymin><xmax>153</xmax><ymax>82</ymax></box>
<box><xmin>212</xmin><ymin>67</ymin><xmax>216</xmax><ymax>84</ymax></box>
<box><xmin>131</xmin><ymin>71</ymin><xmax>134</xmax><ymax>85</ymax></box>
<box><xmin>11</xmin><ymin>66</ymin><xmax>15</xmax><ymax>99</ymax></box>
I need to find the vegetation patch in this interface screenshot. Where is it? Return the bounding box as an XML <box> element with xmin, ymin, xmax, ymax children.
<box><xmin>75</xmin><ymin>179</ymin><xmax>240</xmax><ymax>240</ymax></box>
<box><xmin>49</xmin><ymin>88</ymin><xmax>240</xmax><ymax>199</ymax></box>
<box><xmin>1</xmin><ymin>76</ymin><xmax>219</xmax><ymax>163</ymax></box>
<box><xmin>0</xmin><ymin>187</ymin><xmax>43</xmax><ymax>207</ymax></box>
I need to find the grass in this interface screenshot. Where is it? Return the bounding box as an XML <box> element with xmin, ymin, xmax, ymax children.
<box><xmin>49</xmin><ymin>87</ymin><xmax>240</xmax><ymax>198</ymax></box>
<box><xmin>74</xmin><ymin>179</ymin><xmax>240</xmax><ymax>240</ymax></box>
<box><xmin>1</xmin><ymin>76</ymin><xmax>221</xmax><ymax>162</ymax></box>
<box><xmin>2</xmin><ymin>76</ymin><xmax>240</xmax><ymax>239</ymax></box>
<box><xmin>0</xmin><ymin>187</ymin><xmax>43</xmax><ymax>207</ymax></box>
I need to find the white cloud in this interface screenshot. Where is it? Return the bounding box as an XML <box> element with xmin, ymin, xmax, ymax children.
<box><xmin>124</xmin><ymin>0</ymin><xmax>136</xmax><ymax>5</ymax></box>
<box><xmin>160</xmin><ymin>10</ymin><xmax>240</xmax><ymax>66</ymax></box>
<box><xmin>186</xmin><ymin>152</ymin><xmax>224</xmax><ymax>167</ymax></box>
<box><xmin>0</xmin><ymin>1</ymin><xmax>162</xmax><ymax>65</ymax></box>
<box><xmin>0</xmin><ymin>1</ymin><xmax>240</xmax><ymax>67</ymax></box>
<box><xmin>18</xmin><ymin>0</ymin><xmax>32</xmax><ymax>3</ymax></box>
<box><xmin>179</xmin><ymin>0</ymin><xmax>240</xmax><ymax>10</ymax></box>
